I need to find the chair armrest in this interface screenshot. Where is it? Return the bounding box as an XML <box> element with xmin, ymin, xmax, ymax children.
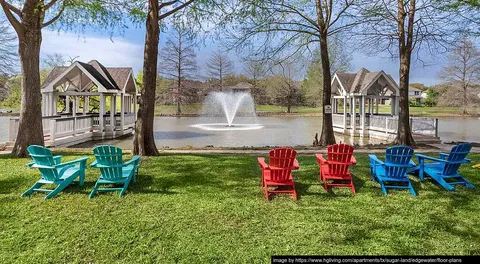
<box><xmin>293</xmin><ymin>159</ymin><xmax>299</xmax><ymax>169</ymax></box>
<box><xmin>30</xmin><ymin>164</ymin><xmax>55</xmax><ymax>169</ymax></box>
<box><xmin>53</xmin><ymin>155</ymin><xmax>63</xmax><ymax>165</ymax></box>
<box><xmin>316</xmin><ymin>154</ymin><xmax>327</xmax><ymax>165</ymax></box>
<box><xmin>26</xmin><ymin>161</ymin><xmax>35</xmax><ymax>168</ymax></box>
<box><xmin>368</xmin><ymin>154</ymin><xmax>384</xmax><ymax>165</ymax></box>
<box><xmin>439</xmin><ymin>153</ymin><xmax>449</xmax><ymax>160</ymax></box>
<box><xmin>269</xmin><ymin>166</ymin><xmax>298</xmax><ymax>171</ymax></box>
<box><xmin>409</xmin><ymin>159</ymin><xmax>417</xmax><ymax>167</ymax></box>
<box><xmin>56</xmin><ymin>157</ymin><xmax>89</xmax><ymax>168</ymax></box>
<box><xmin>258</xmin><ymin>157</ymin><xmax>269</xmax><ymax>169</ymax></box>
<box><xmin>90</xmin><ymin>160</ymin><xmax>98</xmax><ymax>168</ymax></box>
<box><xmin>351</xmin><ymin>156</ymin><xmax>357</xmax><ymax>165</ymax></box>
<box><xmin>124</xmin><ymin>155</ymin><xmax>141</xmax><ymax>167</ymax></box>
<box><xmin>415</xmin><ymin>154</ymin><xmax>446</xmax><ymax>163</ymax></box>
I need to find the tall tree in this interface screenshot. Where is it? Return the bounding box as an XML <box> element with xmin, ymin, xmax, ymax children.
<box><xmin>301</xmin><ymin>50</ymin><xmax>323</xmax><ymax>107</ymax></box>
<box><xmin>356</xmin><ymin>0</ymin><xmax>474</xmax><ymax>146</ymax></box>
<box><xmin>270</xmin><ymin>59</ymin><xmax>302</xmax><ymax>113</ymax></box>
<box><xmin>0</xmin><ymin>19</ymin><xmax>16</xmax><ymax>75</ymax></box>
<box><xmin>439</xmin><ymin>34</ymin><xmax>480</xmax><ymax>114</ymax></box>
<box><xmin>301</xmin><ymin>39</ymin><xmax>351</xmax><ymax>108</ymax></box>
<box><xmin>133</xmin><ymin>0</ymin><xmax>200</xmax><ymax>156</ymax></box>
<box><xmin>227</xmin><ymin>0</ymin><xmax>358</xmax><ymax>146</ymax></box>
<box><xmin>42</xmin><ymin>52</ymin><xmax>66</xmax><ymax>69</ymax></box>
<box><xmin>0</xmin><ymin>0</ymin><xmax>127</xmax><ymax>157</ymax></box>
<box><xmin>159</xmin><ymin>25</ymin><xmax>198</xmax><ymax>115</ymax></box>
<box><xmin>0</xmin><ymin>0</ymin><xmax>69</xmax><ymax>156</ymax></box>
<box><xmin>205</xmin><ymin>51</ymin><xmax>233</xmax><ymax>91</ymax></box>
<box><xmin>243</xmin><ymin>59</ymin><xmax>266</xmax><ymax>105</ymax></box>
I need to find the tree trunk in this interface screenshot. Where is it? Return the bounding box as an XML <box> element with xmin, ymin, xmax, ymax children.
<box><xmin>318</xmin><ymin>35</ymin><xmax>336</xmax><ymax>146</ymax></box>
<box><xmin>395</xmin><ymin>0</ymin><xmax>415</xmax><ymax>147</ymax></box>
<box><xmin>396</xmin><ymin>52</ymin><xmax>415</xmax><ymax>146</ymax></box>
<box><xmin>11</xmin><ymin>5</ymin><xmax>44</xmax><ymax>157</ymax></box>
<box><xmin>133</xmin><ymin>0</ymin><xmax>160</xmax><ymax>156</ymax></box>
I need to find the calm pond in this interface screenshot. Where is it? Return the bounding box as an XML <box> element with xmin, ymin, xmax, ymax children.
<box><xmin>1</xmin><ymin>116</ymin><xmax>479</xmax><ymax>148</ymax></box>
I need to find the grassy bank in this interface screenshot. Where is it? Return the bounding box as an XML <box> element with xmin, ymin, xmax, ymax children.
<box><xmin>154</xmin><ymin>104</ymin><xmax>479</xmax><ymax>117</ymax></box>
<box><xmin>3</xmin><ymin>105</ymin><xmax>478</xmax><ymax>117</ymax></box>
<box><xmin>1</xmin><ymin>152</ymin><xmax>480</xmax><ymax>262</ymax></box>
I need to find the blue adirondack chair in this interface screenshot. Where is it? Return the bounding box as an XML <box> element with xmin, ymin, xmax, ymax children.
<box><xmin>369</xmin><ymin>146</ymin><xmax>417</xmax><ymax>196</ymax></box>
<box><xmin>415</xmin><ymin>142</ymin><xmax>474</xmax><ymax>191</ymax></box>
<box><xmin>89</xmin><ymin>145</ymin><xmax>141</xmax><ymax>198</ymax></box>
<box><xmin>22</xmin><ymin>145</ymin><xmax>88</xmax><ymax>200</ymax></box>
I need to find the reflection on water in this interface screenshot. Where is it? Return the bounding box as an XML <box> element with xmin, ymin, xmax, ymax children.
<box><xmin>1</xmin><ymin>116</ymin><xmax>479</xmax><ymax>148</ymax></box>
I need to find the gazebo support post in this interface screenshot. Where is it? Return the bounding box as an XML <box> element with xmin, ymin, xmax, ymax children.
<box><xmin>53</xmin><ymin>93</ymin><xmax>57</xmax><ymax>115</ymax></box>
<box><xmin>361</xmin><ymin>95</ymin><xmax>365</xmax><ymax>136</ymax></box>
<box><xmin>84</xmin><ymin>96</ymin><xmax>89</xmax><ymax>114</ymax></box>
<box><xmin>65</xmin><ymin>95</ymin><xmax>70</xmax><ymax>114</ymax></box>
<box><xmin>395</xmin><ymin>96</ymin><xmax>399</xmax><ymax>115</ymax></box>
<box><xmin>99</xmin><ymin>94</ymin><xmax>105</xmax><ymax>133</ymax></box>
<box><xmin>351</xmin><ymin>96</ymin><xmax>356</xmax><ymax>136</ymax></box>
<box><xmin>390</xmin><ymin>95</ymin><xmax>395</xmax><ymax>116</ymax></box>
<box><xmin>110</xmin><ymin>95</ymin><xmax>115</xmax><ymax>132</ymax></box>
<box><xmin>133</xmin><ymin>94</ymin><xmax>137</xmax><ymax>117</ymax></box>
<box><xmin>343</xmin><ymin>96</ymin><xmax>347</xmax><ymax>131</ymax></box>
<box><xmin>120</xmin><ymin>94</ymin><xmax>125</xmax><ymax>129</ymax></box>
<box><xmin>72</xmin><ymin>96</ymin><xmax>77</xmax><ymax>117</ymax></box>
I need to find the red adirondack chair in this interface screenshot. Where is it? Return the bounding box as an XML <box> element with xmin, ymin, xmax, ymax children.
<box><xmin>316</xmin><ymin>143</ymin><xmax>356</xmax><ymax>194</ymax></box>
<box><xmin>258</xmin><ymin>148</ymin><xmax>299</xmax><ymax>200</ymax></box>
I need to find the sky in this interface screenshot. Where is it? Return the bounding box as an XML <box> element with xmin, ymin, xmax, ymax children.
<box><xmin>2</xmin><ymin>17</ymin><xmax>457</xmax><ymax>86</ymax></box>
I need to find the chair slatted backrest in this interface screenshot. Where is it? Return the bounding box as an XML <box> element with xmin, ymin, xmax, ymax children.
<box><xmin>327</xmin><ymin>143</ymin><xmax>355</xmax><ymax>177</ymax></box>
<box><xmin>93</xmin><ymin>145</ymin><xmax>123</xmax><ymax>180</ymax></box>
<box><xmin>268</xmin><ymin>148</ymin><xmax>297</xmax><ymax>182</ymax></box>
<box><xmin>443</xmin><ymin>143</ymin><xmax>472</xmax><ymax>176</ymax></box>
<box><xmin>385</xmin><ymin>146</ymin><xmax>414</xmax><ymax>178</ymax></box>
<box><xmin>27</xmin><ymin>145</ymin><xmax>58</xmax><ymax>181</ymax></box>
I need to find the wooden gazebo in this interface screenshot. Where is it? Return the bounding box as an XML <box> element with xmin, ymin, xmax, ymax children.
<box><xmin>330</xmin><ymin>68</ymin><xmax>439</xmax><ymax>142</ymax></box>
<box><xmin>9</xmin><ymin>60</ymin><xmax>139</xmax><ymax>147</ymax></box>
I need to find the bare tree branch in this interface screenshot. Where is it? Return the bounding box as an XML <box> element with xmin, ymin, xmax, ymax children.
<box><xmin>42</xmin><ymin>3</ymin><xmax>66</xmax><ymax>28</ymax></box>
<box><xmin>159</xmin><ymin>0</ymin><xmax>195</xmax><ymax>20</ymax></box>
<box><xmin>0</xmin><ymin>1</ymin><xmax>23</xmax><ymax>34</ymax></box>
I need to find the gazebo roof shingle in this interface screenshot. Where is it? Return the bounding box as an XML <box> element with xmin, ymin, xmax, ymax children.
<box><xmin>41</xmin><ymin>60</ymin><xmax>133</xmax><ymax>91</ymax></box>
<box><xmin>335</xmin><ymin>68</ymin><xmax>397</xmax><ymax>94</ymax></box>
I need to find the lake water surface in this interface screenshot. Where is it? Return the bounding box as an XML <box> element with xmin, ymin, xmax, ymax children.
<box><xmin>1</xmin><ymin>116</ymin><xmax>479</xmax><ymax>148</ymax></box>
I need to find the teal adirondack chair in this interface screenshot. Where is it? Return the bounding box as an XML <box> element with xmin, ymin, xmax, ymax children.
<box><xmin>369</xmin><ymin>146</ymin><xmax>417</xmax><ymax>196</ymax></box>
<box><xmin>415</xmin><ymin>142</ymin><xmax>474</xmax><ymax>191</ymax></box>
<box><xmin>89</xmin><ymin>145</ymin><xmax>141</xmax><ymax>198</ymax></box>
<box><xmin>22</xmin><ymin>145</ymin><xmax>88</xmax><ymax>200</ymax></box>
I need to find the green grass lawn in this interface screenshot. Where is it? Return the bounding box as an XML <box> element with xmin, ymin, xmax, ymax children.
<box><xmin>255</xmin><ymin>105</ymin><xmax>323</xmax><ymax>114</ymax></box>
<box><xmin>377</xmin><ymin>106</ymin><xmax>480</xmax><ymax>117</ymax></box>
<box><xmin>154</xmin><ymin>104</ymin><xmax>478</xmax><ymax>117</ymax></box>
<box><xmin>1</xmin><ymin>152</ymin><xmax>480</xmax><ymax>262</ymax></box>
<box><xmin>155</xmin><ymin>104</ymin><xmax>203</xmax><ymax>115</ymax></box>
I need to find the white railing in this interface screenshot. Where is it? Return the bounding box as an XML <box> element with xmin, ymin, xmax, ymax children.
<box><xmin>369</xmin><ymin>115</ymin><xmax>387</xmax><ymax>131</ymax></box>
<box><xmin>50</xmin><ymin>115</ymin><xmax>94</xmax><ymax>141</ymax></box>
<box><xmin>9</xmin><ymin>115</ymin><xmax>60</xmax><ymax>141</ymax></box>
<box><xmin>411</xmin><ymin>117</ymin><xmax>438</xmax><ymax>136</ymax></box>
<box><xmin>9</xmin><ymin>113</ymin><xmax>136</xmax><ymax>144</ymax></box>
<box><xmin>332</xmin><ymin>114</ymin><xmax>438</xmax><ymax>137</ymax></box>
<box><xmin>332</xmin><ymin>114</ymin><xmax>344</xmax><ymax>128</ymax></box>
<box><xmin>124</xmin><ymin>113</ymin><xmax>136</xmax><ymax>128</ymax></box>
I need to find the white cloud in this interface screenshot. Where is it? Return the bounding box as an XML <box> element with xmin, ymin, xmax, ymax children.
<box><xmin>41</xmin><ymin>31</ymin><xmax>144</xmax><ymax>73</ymax></box>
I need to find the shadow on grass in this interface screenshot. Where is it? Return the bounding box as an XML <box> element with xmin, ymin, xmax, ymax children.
<box><xmin>130</xmin><ymin>174</ymin><xmax>178</xmax><ymax>195</ymax></box>
<box><xmin>0</xmin><ymin>177</ymin><xmax>30</xmax><ymax>194</ymax></box>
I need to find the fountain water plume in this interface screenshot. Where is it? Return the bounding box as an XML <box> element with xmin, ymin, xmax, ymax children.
<box><xmin>192</xmin><ymin>91</ymin><xmax>263</xmax><ymax>131</ymax></box>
